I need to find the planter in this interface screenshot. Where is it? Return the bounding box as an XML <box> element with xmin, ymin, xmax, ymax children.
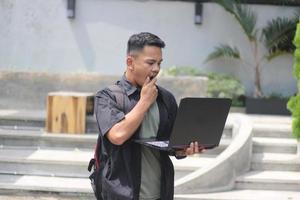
<box><xmin>246</xmin><ymin>97</ymin><xmax>291</xmax><ymax>115</ymax></box>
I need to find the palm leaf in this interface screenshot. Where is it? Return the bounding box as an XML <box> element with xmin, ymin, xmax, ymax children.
<box><xmin>215</xmin><ymin>0</ymin><xmax>258</xmax><ymax>41</ymax></box>
<box><xmin>262</xmin><ymin>12</ymin><xmax>299</xmax><ymax>59</ymax></box>
<box><xmin>205</xmin><ymin>44</ymin><xmax>241</xmax><ymax>62</ymax></box>
<box><xmin>234</xmin><ymin>3</ymin><xmax>257</xmax><ymax>41</ymax></box>
<box><xmin>293</xmin><ymin>8</ymin><xmax>300</xmax><ymax>20</ymax></box>
<box><xmin>215</xmin><ymin>0</ymin><xmax>235</xmax><ymax>13</ymax></box>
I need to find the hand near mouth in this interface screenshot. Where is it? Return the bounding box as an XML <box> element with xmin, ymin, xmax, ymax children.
<box><xmin>140</xmin><ymin>76</ymin><xmax>158</xmax><ymax>108</ymax></box>
<box><xmin>149</xmin><ymin>75</ymin><xmax>156</xmax><ymax>81</ymax></box>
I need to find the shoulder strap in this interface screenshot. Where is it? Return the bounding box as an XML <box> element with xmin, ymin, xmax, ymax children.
<box><xmin>90</xmin><ymin>84</ymin><xmax>127</xmax><ymax>171</ymax></box>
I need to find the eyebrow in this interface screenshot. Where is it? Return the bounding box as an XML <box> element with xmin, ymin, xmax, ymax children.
<box><xmin>146</xmin><ymin>58</ymin><xmax>163</xmax><ymax>62</ymax></box>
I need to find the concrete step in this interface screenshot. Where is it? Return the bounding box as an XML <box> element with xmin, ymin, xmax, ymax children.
<box><xmin>0</xmin><ymin>110</ymin><xmax>46</xmax><ymax>128</ymax></box>
<box><xmin>0</xmin><ymin>148</ymin><xmax>93</xmax><ymax>178</ymax></box>
<box><xmin>0</xmin><ymin>174</ymin><xmax>93</xmax><ymax>194</ymax></box>
<box><xmin>0</xmin><ymin>109</ymin><xmax>233</xmax><ymax>136</ymax></box>
<box><xmin>0</xmin><ymin>110</ymin><xmax>98</xmax><ymax>133</ymax></box>
<box><xmin>252</xmin><ymin>123</ymin><xmax>292</xmax><ymax>138</ymax></box>
<box><xmin>248</xmin><ymin>114</ymin><xmax>292</xmax><ymax>125</ymax></box>
<box><xmin>0</xmin><ymin>146</ymin><xmax>220</xmax><ymax>178</ymax></box>
<box><xmin>172</xmin><ymin>155</ymin><xmax>221</xmax><ymax>181</ymax></box>
<box><xmin>251</xmin><ymin>153</ymin><xmax>300</xmax><ymax>171</ymax></box>
<box><xmin>253</xmin><ymin>137</ymin><xmax>297</xmax><ymax>154</ymax></box>
<box><xmin>175</xmin><ymin>189</ymin><xmax>300</xmax><ymax>200</ymax></box>
<box><xmin>0</xmin><ymin>127</ymin><xmax>231</xmax><ymax>153</ymax></box>
<box><xmin>236</xmin><ymin>170</ymin><xmax>300</xmax><ymax>191</ymax></box>
<box><xmin>0</xmin><ymin>192</ymin><xmax>95</xmax><ymax>200</ymax></box>
<box><xmin>171</xmin><ymin>155</ymin><xmax>216</xmax><ymax>171</ymax></box>
<box><xmin>0</xmin><ymin>128</ymin><xmax>97</xmax><ymax>149</ymax></box>
<box><xmin>0</xmin><ymin>146</ymin><xmax>223</xmax><ymax>177</ymax></box>
<box><xmin>0</xmin><ymin>154</ymin><xmax>213</xmax><ymax>195</ymax></box>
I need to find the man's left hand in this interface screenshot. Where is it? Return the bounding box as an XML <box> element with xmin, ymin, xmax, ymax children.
<box><xmin>175</xmin><ymin>141</ymin><xmax>205</xmax><ymax>157</ymax></box>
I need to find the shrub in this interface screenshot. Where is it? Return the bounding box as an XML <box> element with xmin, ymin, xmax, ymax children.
<box><xmin>160</xmin><ymin>66</ymin><xmax>204</xmax><ymax>76</ymax></box>
<box><xmin>207</xmin><ymin>72</ymin><xmax>245</xmax><ymax>107</ymax></box>
<box><xmin>287</xmin><ymin>20</ymin><xmax>300</xmax><ymax>140</ymax></box>
<box><xmin>161</xmin><ymin>66</ymin><xmax>245</xmax><ymax>107</ymax></box>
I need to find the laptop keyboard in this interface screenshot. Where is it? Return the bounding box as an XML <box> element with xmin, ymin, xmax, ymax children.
<box><xmin>146</xmin><ymin>141</ymin><xmax>169</xmax><ymax>148</ymax></box>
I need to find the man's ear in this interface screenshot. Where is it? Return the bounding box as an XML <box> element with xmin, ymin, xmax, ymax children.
<box><xmin>126</xmin><ymin>55</ymin><xmax>134</xmax><ymax>71</ymax></box>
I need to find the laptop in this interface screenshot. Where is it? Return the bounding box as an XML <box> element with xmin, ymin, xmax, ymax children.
<box><xmin>135</xmin><ymin>97</ymin><xmax>232</xmax><ymax>152</ymax></box>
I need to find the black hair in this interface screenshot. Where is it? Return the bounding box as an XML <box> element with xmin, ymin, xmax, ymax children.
<box><xmin>126</xmin><ymin>32</ymin><xmax>165</xmax><ymax>55</ymax></box>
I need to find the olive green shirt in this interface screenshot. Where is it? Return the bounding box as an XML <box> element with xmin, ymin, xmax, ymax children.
<box><xmin>139</xmin><ymin>101</ymin><xmax>161</xmax><ymax>200</ymax></box>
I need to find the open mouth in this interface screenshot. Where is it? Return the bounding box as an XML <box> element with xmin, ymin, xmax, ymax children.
<box><xmin>149</xmin><ymin>75</ymin><xmax>156</xmax><ymax>81</ymax></box>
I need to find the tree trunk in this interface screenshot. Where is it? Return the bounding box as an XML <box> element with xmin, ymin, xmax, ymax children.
<box><xmin>254</xmin><ymin>64</ymin><xmax>263</xmax><ymax>98</ymax></box>
<box><xmin>253</xmin><ymin>41</ymin><xmax>263</xmax><ymax>98</ymax></box>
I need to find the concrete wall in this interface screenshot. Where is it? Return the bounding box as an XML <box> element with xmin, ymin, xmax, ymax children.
<box><xmin>0</xmin><ymin>71</ymin><xmax>207</xmax><ymax>110</ymax></box>
<box><xmin>0</xmin><ymin>0</ymin><xmax>297</xmax><ymax>97</ymax></box>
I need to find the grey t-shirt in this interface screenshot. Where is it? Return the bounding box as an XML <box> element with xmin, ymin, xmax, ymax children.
<box><xmin>139</xmin><ymin>101</ymin><xmax>161</xmax><ymax>200</ymax></box>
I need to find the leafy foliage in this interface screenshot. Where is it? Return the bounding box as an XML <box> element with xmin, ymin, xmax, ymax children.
<box><xmin>207</xmin><ymin>0</ymin><xmax>299</xmax><ymax>97</ymax></box>
<box><xmin>288</xmin><ymin>94</ymin><xmax>300</xmax><ymax>139</ymax></box>
<box><xmin>234</xmin><ymin>3</ymin><xmax>258</xmax><ymax>41</ymax></box>
<box><xmin>160</xmin><ymin>66</ymin><xmax>204</xmax><ymax>76</ymax></box>
<box><xmin>207</xmin><ymin>72</ymin><xmax>245</xmax><ymax>107</ymax></box>
<box><xmin>262</xmin><ymin>16</ymin><xmax>298</xmax><ymax>60</ymax></box>
<box><xmin>215</xmin><ymin>0</ymin><xmax>257</xmax><ymax>41</ymax></box>
<box><xmin>161</xmin><ymin>66</ymin><xmax>245</xmax><ymax>107</ymax></box>
<box><xmin>205</xmin><ymin>44</ymin><xmax>240</xmax><ymax>62</ymax></box>
<box><xmin>287</xmin><ymin>19</ymin><xmax>300</xmax><ymax>140</ymax></box>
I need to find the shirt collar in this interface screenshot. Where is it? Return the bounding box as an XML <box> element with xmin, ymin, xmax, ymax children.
<box><xmin>118</xmin><ymin>74</ymin><xmax>140</xmax><ymax>96</ymax></box>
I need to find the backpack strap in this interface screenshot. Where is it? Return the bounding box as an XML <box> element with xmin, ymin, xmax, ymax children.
<box><xmin>90</xmin><ymin>84</ymin><xmax>127</xmax><ymax>171</ymax></box>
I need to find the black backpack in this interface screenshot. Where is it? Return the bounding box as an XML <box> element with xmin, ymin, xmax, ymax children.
<box><xmin>88</xmin><ymin>84</ymin><xmax>127</xmax><ymax>200</ymax></box>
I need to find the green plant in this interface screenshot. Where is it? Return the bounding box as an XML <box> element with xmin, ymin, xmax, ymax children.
<box><xmin>161</xmin><ymin>66</ymin><xmax>245</xmax><ymax>107</ymax></box>
<box><xmin>207</xmin><ymin>72</ymin><xmax>245</xmax><ymax>107</ymax></box>
<box><xmin>288</xmin><ymin>19</ymin><xmax>300</xmax><ymax>140</ymax></box>
<box><xmin>160</xmin><ymin>66</ymin><xmax>204</xmax><ymax>76</ymax></box>
<box><xmin>206</xmin><ymin>0</ymin><xmax>299</xmax><ymax>98</ymax></box>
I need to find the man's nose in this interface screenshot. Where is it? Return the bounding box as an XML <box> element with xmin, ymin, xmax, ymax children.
<box><xmin>152</xmin><ymin>63</ymin><xmax>160</xmax><ymax>72</ymax></box>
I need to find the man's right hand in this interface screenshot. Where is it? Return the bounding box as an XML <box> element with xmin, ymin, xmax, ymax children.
<box><xmin>140</xmin><ymin>76</ymin><xmax>158</xmax><ymax>107</ymax></box>
<box><xmin>107</xmin><ymin>76</ymin><xmax>158</xmax><ymax>145</ymax></box>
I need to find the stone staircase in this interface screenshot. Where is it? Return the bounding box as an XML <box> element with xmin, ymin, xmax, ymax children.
<box><xmin>4</xmin><ymin>110</ymin><xmax>299</xmax><ymax>199</ymax></box>
<box><xmin>0</xmin><ymin>110</ymin><xmax>99</xmax><ymax>197</ymax></box>
<box><xmin>175</xmin><ymin>115</ymin><xmax>300</xmax><ymax>200</ymax></box>
<box><xmin>0</xmin><ymin>109</ymin><xmax>231</xmax><ymax>198</ymax></box>
<box><xmin>235</xmin><ymin>118</ymin><xmax>300</xmax><ymax>192</ymax></box>
<box><xmin>0</xmin><ymin>127</ymin><xmax>95</xmax><ymax>197</ymax></box>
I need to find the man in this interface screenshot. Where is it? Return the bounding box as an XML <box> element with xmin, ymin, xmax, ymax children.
<box><xmin>94</xmin><ymin>32</ymin><xmax>202</xmax><ymax>200</ymax></box>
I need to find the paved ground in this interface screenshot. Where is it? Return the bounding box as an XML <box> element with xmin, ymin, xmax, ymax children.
<box><xmin>0</xmin><ymin>196</ymin><xmax>81</xmax><ymax>200</ymax></box>
<box><xmin>0</xmin><ymin>193</ymin><xmax>94</xmax><ymax>200</ymax></box>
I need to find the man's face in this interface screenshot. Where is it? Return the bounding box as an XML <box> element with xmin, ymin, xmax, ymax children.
<box><xmin>128</xmin><ymin>45</ymin><xmax>163</xmax><ymax>87</ymax></box>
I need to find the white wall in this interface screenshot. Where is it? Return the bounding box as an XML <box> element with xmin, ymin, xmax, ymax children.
<box><xmin>0</xmin><ymin>0</ymin><xmax>297</xmax><ymax>96</ymax></box>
